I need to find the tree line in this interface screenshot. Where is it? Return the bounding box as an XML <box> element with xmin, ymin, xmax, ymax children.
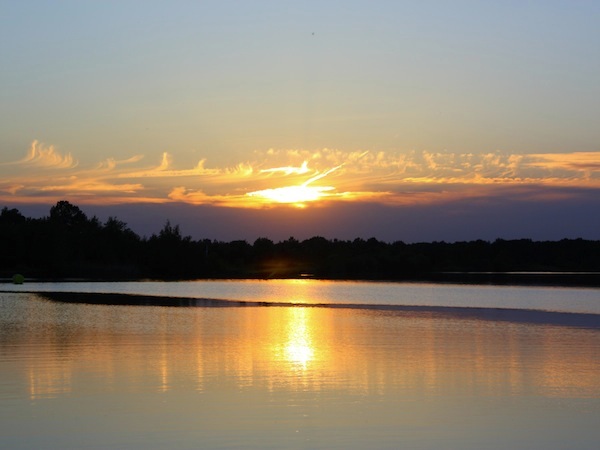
<box><xmin>1</xmin><ymin>201</ymin><xmax>600</xmax><ymax>283</ymax></box>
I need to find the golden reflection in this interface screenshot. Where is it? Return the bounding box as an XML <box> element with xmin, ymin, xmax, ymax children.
<box><xmin>7</xmin><ymin>298</ymin><xmax>600</xmax><ymax>401</ymax></box>
<box><xmin>282</xmin><ymin>308</ymin><xmax>315</xmax><ymax>370</ymax></box>
<box><xmin>159</xmin><ymin>355</ymin><xmax>169</xmax><ymax>392</ymax></box>
<box><xmin>28</xmin><ymin>365</ymin><xmax>72</xmax><ymax>400</ymax></box>
<box><xmin>281</xmin><ymin>278</ymin><xmax>313</xmax><ymax>304</ymax></box>
<box><xmin>158</xmin><ymin>314</ymin><xmax>170</xmax><ymax>392</ymax></box>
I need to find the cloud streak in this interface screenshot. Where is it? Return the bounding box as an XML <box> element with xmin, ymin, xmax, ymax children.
<box><xmin>0</xmin><ymin>141</ymin><xmax>78</xmax><ymax>169</ymax></box>
<box><xmin>1</xmin><ymin>142</ymin><xmax>600</xmax><ymax>208</ymax></box>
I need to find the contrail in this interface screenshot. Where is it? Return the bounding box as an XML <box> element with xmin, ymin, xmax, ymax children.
<box><xmin>302</xmin><ymin>164</ymin><xmax>343</xmax><ymax>187</ymax></box>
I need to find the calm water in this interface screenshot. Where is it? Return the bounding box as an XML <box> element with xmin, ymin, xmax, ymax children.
<box><xmin>4</xmin><ymin>279</ymin><xmax>600</xmax><ymax>313</ymax></box>
<box><xmin>1</xmin><ymin>281</ymin><xmax>599</xmax><ymax>449</ymax></box>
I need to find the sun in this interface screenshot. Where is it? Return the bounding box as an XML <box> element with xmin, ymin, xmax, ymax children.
<box><xmin>247</xmin><ymin>185</ymin><xmax>334</xmax><ymax>207</ymax></box>
<box><xmin>246</xmin><ymin>163</ymin><xmax>342</xmax><ymax>207</ymax></box>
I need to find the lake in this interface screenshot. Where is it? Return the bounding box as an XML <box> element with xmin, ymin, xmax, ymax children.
<box><xmin>1</xmin><ymin>280</ymin><xmax>599</xmax><ymax>449</ymax></box>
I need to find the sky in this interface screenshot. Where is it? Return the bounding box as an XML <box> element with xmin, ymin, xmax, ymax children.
<box><xmin>1</xmin><ymin>1</ymin><xmax>599</xmax><ymax>242</ymax></box>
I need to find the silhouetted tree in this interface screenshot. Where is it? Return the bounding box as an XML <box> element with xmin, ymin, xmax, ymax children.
<box><xmin>0</xmin><ymin>207</ymin><xmax>28</xmax><ymax>273</ymax></box>
<box><xmin>145</xmin><ymin>220</ymin><xmax>197</xmax><ymax>278</ymax></box>
<box><xmin>2</xmin><ymin>200</ymin><xmax>600</xmax><ymax>283</ymax></box>
<box><xmin>49</xmin><ymin>200</ymin><xmax>88</xmax><ymax>227</ymax></box>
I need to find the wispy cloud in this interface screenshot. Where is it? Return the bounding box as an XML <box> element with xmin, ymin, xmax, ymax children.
<box><xmin>523</xmin><ymin>152</ymin><xmax>600</xmax><ymax>177</ymax></box>
<box><xmin>260</xmin><ymin>161</ymin><xmax>310</xmax><ymax>176</ymax></box>
<box><xmin>1</xmin><ymin>141</ymin><xmax>600</xmax><ymax>208</ymax></box>
<box><xmin>0</xmin><ymin>141</ymin><xmax>77</xmax><ymax>169</ymax></box>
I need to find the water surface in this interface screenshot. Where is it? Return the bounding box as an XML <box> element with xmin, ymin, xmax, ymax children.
<box><xmin>4</xmin><ymin>279</ymin><xmax>600</xmax><ymax>314</ymax></box>
<box><xmin>1</xmin><ymin>282</ymin><xmax>599</xmax><ymax>449</ymax></box>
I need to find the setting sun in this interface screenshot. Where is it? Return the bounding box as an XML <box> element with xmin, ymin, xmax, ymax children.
<box><xmin>246</xmin><ymin>163</ymin><xmax>342</xmax><ymax>207</ymax></box>
<box><xmin>247</xmin><ymin>184</ymin><xmax>334</xmax><ymax>207</ymax></box>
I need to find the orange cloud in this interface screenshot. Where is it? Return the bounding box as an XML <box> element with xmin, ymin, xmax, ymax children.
<box><xmin>0</xmin><ymin>141</ymin><xmax>77</xmax><ymax>169</ymax></box>
<box><xmin>523</xmin><ymin>152</ymin><xmax>600</xmax><ymax>176</ymax></box>
<box><xmin>260</xmin><ymin>161</ymin><xmax>310</xmax><ymax>175</ymax></box>
<box><xmin>1</xmin><ymin>141</ymin><xmax>600</xmax><ymax>208</ymax></box>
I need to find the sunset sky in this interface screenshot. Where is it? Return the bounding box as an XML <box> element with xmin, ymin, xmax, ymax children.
<box><xmin>1</xmin><ymin>1</ymin><xmax>599</xmax><ymax>242</ymax></box>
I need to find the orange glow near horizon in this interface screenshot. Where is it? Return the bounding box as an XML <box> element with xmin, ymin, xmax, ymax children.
<box><xmin>247</xmin><ymin>184</ymin><xmax>334</xmax><ymax>207</ymax></box>
<box><xmin>247</xmin><ymin>163</ymin><xmax>342</xmax><ymax>207</ymax></box>
<box><xmin>1</xmin><ymin>142</ymin><xmax>600</xmax><ymax>209</ymax></box>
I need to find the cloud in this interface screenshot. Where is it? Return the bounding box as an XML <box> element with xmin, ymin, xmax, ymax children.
<box><xmin>167</xmin><ymin>186</ymin><xmax>249</xmax><ymax>207</ymax></box>
<box><xmin>1</xmin><ymin>141</ymin><xmax>600</xmax><ymax>209</ymax></box>
<box><xmin>522</xmin><ymin>152</ymin><xmax>600</xmax><ymax>179</ymax></box>
<box><xmin>260</xmin><ymin>161</ymin><xmax>310</xmax><ymax>175</ymax></box>
<box><xmin>40</xmin><ymin>181</ymin><xmax>144</xmax><ymax>194</ymax></box>
<box><xmin>93</xmin><ymin>155</ymin><xmax>145</xmax><ymax>171</ymax></box>
<box><xmin>120</xmin><ymin>152</ymin><xmax>255</xmax><ymax>182</ymax></box>
<box><xmin>0</xmin><ymin>140</ymin><xmax>77</xmax><ymax>169</ymax></box>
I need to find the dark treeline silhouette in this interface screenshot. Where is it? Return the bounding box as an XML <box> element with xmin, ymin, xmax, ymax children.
<box><xmin>1</xmin><ymin>201</ymin><xmax>600</xmax><ymax>284</ymax></box>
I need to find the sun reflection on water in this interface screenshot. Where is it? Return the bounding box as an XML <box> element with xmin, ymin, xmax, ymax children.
<box><xmin>283</xmin><ymin>308</ymin><xmax>315</xmax><ymax>370</ymax></box>
<box><xmin>4</xmin><ymin>293</ymin><xmax>599</xmax><ymax>402</ymax></box>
